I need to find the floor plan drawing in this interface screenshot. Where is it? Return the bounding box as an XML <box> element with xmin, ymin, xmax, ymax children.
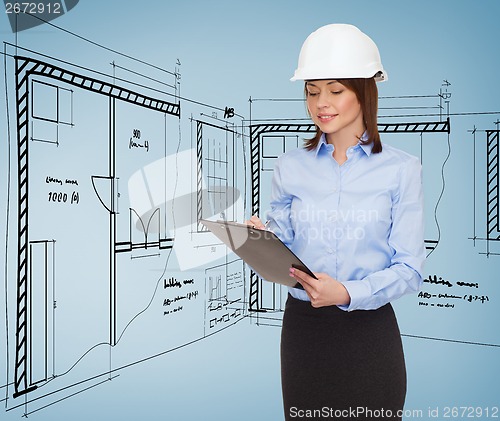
<box><xmin>1</xmin><ymin>3</ymin><xmax>499</xmax><ymax>420</ymax></box>
<box><xmin>1</xmin><ymin>36</ymin><xmax>248</xmax><ymax>415</ymax></box>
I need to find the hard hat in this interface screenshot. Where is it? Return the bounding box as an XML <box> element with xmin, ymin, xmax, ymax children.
<box><xmin>290</xmin><ymin>24</ymin><xmax>387</xmax><ymax>82</ymax></box>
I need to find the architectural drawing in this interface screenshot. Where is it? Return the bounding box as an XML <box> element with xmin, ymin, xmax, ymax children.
<box><xmin>1</xmin><ymin>7</ymin><xmax>499</xmax><ymax>420</ymax></box>
<box><xmin>1</xmin><ymin>37</ymin><xmax>247</xmax><ymax>415</ymax></box>
<box><xmin>12</xmin><ymin>53</ymin><xmax>180</xmax><ymax>399</ymax></box>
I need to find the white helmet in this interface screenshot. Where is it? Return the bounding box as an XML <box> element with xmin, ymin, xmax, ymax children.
<box><xmin>290</xmin><ymin>24</ymin><xmax>387</xmax><ymax>82</ymax></box>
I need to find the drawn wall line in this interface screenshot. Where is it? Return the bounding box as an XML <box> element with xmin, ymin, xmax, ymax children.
<box><xmin>486</xmin><ymin>130</ymin><xmax>500</xmax><ymax>247</ymax></box>
<box><xmin>469</xmin><ymin>127</ymin><xmax>500</xmax><ymax>256</ymax></box>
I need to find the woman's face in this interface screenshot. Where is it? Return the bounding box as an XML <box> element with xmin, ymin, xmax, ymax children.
<box><xmin>306</xmin><ymin>80</ymin><xmax>365</xmax><ymax>140</ymax></box>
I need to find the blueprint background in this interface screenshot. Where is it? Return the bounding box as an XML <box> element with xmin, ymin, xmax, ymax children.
<box><xmin>1</xmin><ymin>1</ymin><xmax>499</xmax><ymax>419</ymax></box>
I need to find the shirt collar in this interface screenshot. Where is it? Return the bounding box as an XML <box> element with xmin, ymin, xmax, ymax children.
<box><xmin>314</xmin><ymin>131</ymin><xmax>373</xmax><ymax>157</ymax></box>
<box><xmin>313</xmin><ymin>134</ymin><xmax>328</xmax><ymax>157</ymax></box>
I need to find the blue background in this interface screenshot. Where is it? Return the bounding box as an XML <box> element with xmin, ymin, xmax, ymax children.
<box><xmin>1</xmin><ymin>1</ymin><xmax>499</xmax><ymax>419</ymax></box>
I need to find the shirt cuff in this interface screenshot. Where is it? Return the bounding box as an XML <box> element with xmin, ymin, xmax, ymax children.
<box><xmin>337</xmin><ymin>280</ymin><xmax>371</xmax><ymax>311</ymax></box>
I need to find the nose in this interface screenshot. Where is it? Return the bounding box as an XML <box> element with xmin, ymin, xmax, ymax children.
<box><xmin>316</xmin><ymin>90</ymin><xmax>330</xmax><ymax>108</ymax></box>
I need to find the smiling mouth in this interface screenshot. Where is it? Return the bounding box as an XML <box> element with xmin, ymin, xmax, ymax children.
<box><xmin>318</xmin><ymin>114</ymin><xmax>337</xmax><ymax>121</ymax></box>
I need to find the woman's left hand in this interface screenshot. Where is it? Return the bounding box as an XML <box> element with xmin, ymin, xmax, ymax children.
<box><xmin>289</xmin><ymin>267</ymin><xmax>351</xmax><ymax>308</ymax></box>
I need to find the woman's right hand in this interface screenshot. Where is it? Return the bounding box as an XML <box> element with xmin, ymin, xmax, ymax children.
<box><xmin>245</xmin><ymin>215</ymin><xmax>266</xmax><ymax>230</ymax></box>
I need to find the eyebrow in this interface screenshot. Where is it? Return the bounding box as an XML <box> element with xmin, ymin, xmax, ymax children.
<box><xmin>306</xmin><ymin>80</ymin><xmax>340</xmax><ymax>88</ymax></box>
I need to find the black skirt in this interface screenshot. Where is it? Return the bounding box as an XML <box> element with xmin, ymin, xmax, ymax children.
<box><xmin>281</xmin><ymin>294</ymin><xmax>406</xmax><ymax>421</ymax></box>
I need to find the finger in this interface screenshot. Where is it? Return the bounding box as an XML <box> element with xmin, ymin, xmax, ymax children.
<box><xmin>290</xmin><ymin>267</ymin><xmax>318</xmax><ymax>289</ymax></box>
<box><xmin>292</xmin><ymin>275</ymin><xmax>316</xmax><ymax>299</ymax></box>
<box><xmin>249</xmin><ymin>215</ymin><xmax>265</xmax><ymax>229</ymax></box>
<box><xmin>245</xmin><ymin>215</ymin><xmax>260</xmax><ymax>226</ymax></box>
<box><xmin>291</xmin><ymin>269</ymin><xmax>323</xmax><ymax>303</ymax></box>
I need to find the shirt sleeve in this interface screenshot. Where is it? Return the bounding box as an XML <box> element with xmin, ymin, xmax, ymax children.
<box><xmin>265</xmin><ymin>156</ymin><xmax>295</xmax><ymax>247</ymax></box>
<box><xmin>338</xmin><ymin>156</ymin><xmax>426</xmax><ymax>311</ymax></box>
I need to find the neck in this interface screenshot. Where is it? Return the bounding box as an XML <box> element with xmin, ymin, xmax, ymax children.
<box><xmin>325</xmin><ymin>131</ymin><xmax>364</xmax><ymax>165</ymax></box>
<box><xmin>326</xmin><ymin>131</ymin><xmax>363</xmax><ymax>150</ymax></box>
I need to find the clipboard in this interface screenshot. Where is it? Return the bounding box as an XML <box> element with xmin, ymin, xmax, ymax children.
<box><xmin>200</xmin><ymin>219</ymin><xmax>317</xmax><ymax>288</ymax></box>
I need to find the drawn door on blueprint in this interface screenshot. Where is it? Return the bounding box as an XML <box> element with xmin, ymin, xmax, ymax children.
<box><xmin>13</xmin><ymin>56</ymin><xmax>179</xmax><ymax>398</ymax></box>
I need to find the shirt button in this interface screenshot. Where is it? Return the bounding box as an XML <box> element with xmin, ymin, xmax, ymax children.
<box><xmin>326</xmin><ymin>248</ymin><xmax>334</xmax><ymax>254</ymax></box>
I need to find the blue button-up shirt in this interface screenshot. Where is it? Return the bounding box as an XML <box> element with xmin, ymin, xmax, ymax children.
<box><xmin>266</xmin><ymin>133</ymin><xmax>425</xmax><ymax>311</ymax></box>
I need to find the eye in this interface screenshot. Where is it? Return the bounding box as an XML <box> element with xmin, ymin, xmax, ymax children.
<box><xmin>331</xmin><ymin>90</ymin><xmax>343</xmax><ymax>95</ymax></box>
<box><xmin>307</xmin><ymin>91</ymin><xmax>319</xmax><ymax>97</ymax></box>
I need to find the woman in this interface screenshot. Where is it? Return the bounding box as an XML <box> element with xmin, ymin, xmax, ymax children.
<box><xmin>248</xmin><ymin>24</ymin><xmax>425</xmax><ymax>420</ymax></box>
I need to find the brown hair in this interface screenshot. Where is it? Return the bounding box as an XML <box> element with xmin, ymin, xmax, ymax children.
<box><xmin>303</xmin><ymin>78</ymin><xmax>382</xmax><ymax>154</ymax></box>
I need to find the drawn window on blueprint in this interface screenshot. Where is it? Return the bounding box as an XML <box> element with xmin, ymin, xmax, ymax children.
<box><xmin>31</xmin><ymin>79</ymin><xmax>73</xmax><ymax>145</ymax></box>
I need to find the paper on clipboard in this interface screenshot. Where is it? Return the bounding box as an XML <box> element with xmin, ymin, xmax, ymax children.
<box><xmin>200</xmin><ymin>219</ymin><xmax>316</xmax><ymax>287</ymax></box>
